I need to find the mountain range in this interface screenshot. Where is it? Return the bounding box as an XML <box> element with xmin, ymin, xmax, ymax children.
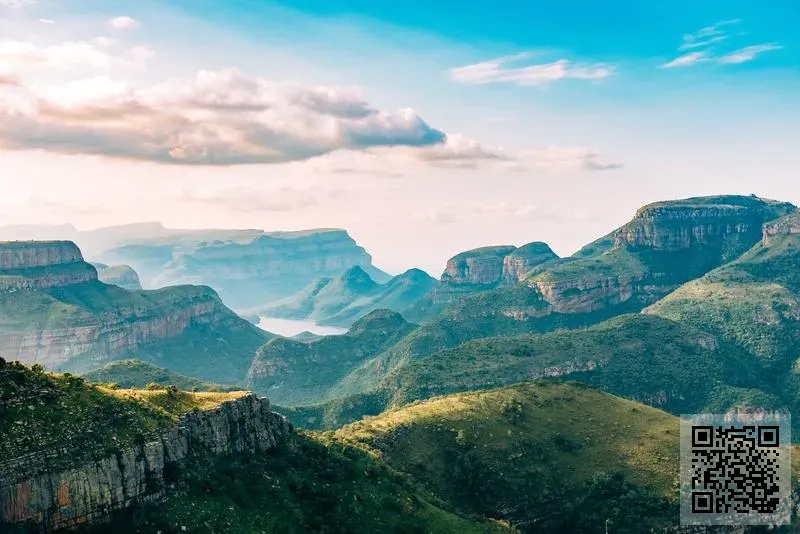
<box><xmin>4</xmin><ymin>193</ymin><xmax>800</xmax><ymax>532</ymax></box>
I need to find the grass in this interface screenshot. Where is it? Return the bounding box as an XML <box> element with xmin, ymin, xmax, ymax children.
<box><xmin>83</xmin><ymin>359</ymin><xmax>239</xmax><ymax>391</ymax></box>
<box><xmin>334</xmin><ymin>381</ymin><xmax>681</xmax><ymax>533</ymax></box>
<box><xmin>0</xmin><ymin>359</ymin><xmax>245</xmax><ymax>474</ymax></box>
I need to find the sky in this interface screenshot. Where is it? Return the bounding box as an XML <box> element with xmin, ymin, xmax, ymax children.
<box><xmin>0</xmin><ymin>0</ymin><xmax>798</xmax><ymax>275</ymax></box>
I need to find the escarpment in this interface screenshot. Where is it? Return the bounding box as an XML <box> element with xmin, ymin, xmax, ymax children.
<box><xmin>0</xmin><ymin>241</ymin><xmax>97</xmax><ymax>290</ymax></box>
<box><xmin>0</xmin><ymin>394</ymin><xmax>290</xmax><ymax>532</ymax></box>
<box><xmin>91</xmin><ymin>263</ymin><xmax>142</xmax><ymax>290</ymax></box>
<box><xmin>513</xmin><ymin>196</ymin><xmax>798</xmax><ymax>319</ymax></box>
<box><xmin>0</xmin><ymin>241</ymin><xmax>270</xmax><ymax>378</ymax></box>
<box><xmin>100</xmin><ymin>228</ymin><xmax>390</xmax><ymax>307</ymax></box>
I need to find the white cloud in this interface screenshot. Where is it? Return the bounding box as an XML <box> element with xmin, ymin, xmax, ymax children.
<box><xmin>662</xmin><ymin>20</ymin><xmax>781</xmax><ymax>69</ymax></box>
<box><xmin>660</xmin><ymin>51</ymin><xmax>708</xmax><ymax>69</ymax></box>
<box><xmin>0</xmin><ymin>0</ymin><xmax>36</xmax><ymax>6</ymax></box>
<box><xmin>0</xmin><ymin>68</ymin><xmax>448</xmax><ymax>165</ymax></box>
<box><xmin>110</xmin><ymin>16</ymin><xmax>140</xmax><ymax>30</ymax></box>
<box><xmin>516</xmin><ymin>146</ymin><xmax>622</xmax><ymax>172</ymax></box>
<box><xmin>449</xmin><ymin>54</ymin><xmax>614</xmax><ymax>87</ymax></box>
<box><xmin>38</xmin><ymin>18</ymin><xmax>54</xmax><ymax>24</ymax></box>
<box><xmin>718</xmin><ymin>43</ymin><xmax>783</xmax><ymax>64</ymax></box>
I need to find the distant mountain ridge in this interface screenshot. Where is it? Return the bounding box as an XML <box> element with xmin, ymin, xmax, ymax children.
<box><xmin>255</xmin><ymin>265</ymin><xmax>436</xmax><ymax>327</ymax></box>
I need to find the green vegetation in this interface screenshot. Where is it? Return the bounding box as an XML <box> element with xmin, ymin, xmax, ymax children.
<box><xmin>255</xmin><ymin>266</ymin><xmax>435</xmax><ymax>327</ymax></box>
<box><xmin>83</xmin><ymin>359</ymin><xmax>239</xmax><ymax>391</ymax></box>
<box><xmin>0</xmin><ymin>358</ymin><xmax>244</xmax><ymax>471</ymax></box>
<box><xmin>334</xmin><ymin>381</ymin><xmax>681</xmax><ymax>533</ymax></box>
<box><xmin>79</xmin><ymin>431</ymin><xmax>508</xmax><ymax>534</ymax></box>
<box><xmin>247</xmin><ymin>310</ymin><xmax>415</xmax><ymax>405</ymax></box>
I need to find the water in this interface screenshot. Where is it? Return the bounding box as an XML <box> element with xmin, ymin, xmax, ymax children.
<box><xmin>257</xmin><ymin>316</ymin><xmax>348</xmax><ymax>337</ymax></box>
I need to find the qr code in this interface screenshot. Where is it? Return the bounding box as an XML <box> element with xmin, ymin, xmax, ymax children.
<box><xmin>680</xmin><ymin>413</ymin><xmax>791</xmax><ymax>526</ymax></box>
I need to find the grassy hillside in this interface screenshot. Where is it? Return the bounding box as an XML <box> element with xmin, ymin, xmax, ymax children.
<box><xmin>0</xmin><ymin>358</ymin><xmax>246</xmax><ymax>471</ymax></box>
<box><xmin>83</xmin><ymin>359</ymin><xmax>239</xmax><ymax>391</ymax></box>
<box><xmin>247</xmin><ymin>310</ymin><xmax>416</xmax><ymax>405</ymax></box>
<box><xmin>0</xmin><ymin>360</ymin><xmax>507</xmax><ymax>534</ymax></box>
<box><xmin>334</xmin><ymin>381</ymin><xmax>681</xmax><ymax>533</ymax></box>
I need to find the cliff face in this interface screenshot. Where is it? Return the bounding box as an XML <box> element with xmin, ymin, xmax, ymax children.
<box><xmin>0</xmin><ymin>241</ymin><xmax>97</xmax><ymax>290</ymax></box>
<box><xmin>0</xmin><ymin>241</ymin><xmax>269</xmax><ymax>379</ymax></box>
<box><xmin>763</xmin><ymin>212</ymin><xmax>800</xmax><ymax>246</ymax></box>
<box><xmin>100</xmin><ymin>228</ymin><xmax>389</xmax><ymax>308</ymax></box>
<box><xmin>515</xmin><ymin>196</ymin><xmax>798</xmax><ymax>319</ymax></box>
<box><xmin>92</xmin><ymin>263</ymin><xmax>143</xmax><ymax>290</ymax></box>
<box><xmin>0</xmin><ymin>395</ymin><xmax>290</xmax><ymax>532</ymax></box>
<box><xmin>404</xmin><ymin>243</ymin><xmax>558</xmax><ymax>324</ymax></box>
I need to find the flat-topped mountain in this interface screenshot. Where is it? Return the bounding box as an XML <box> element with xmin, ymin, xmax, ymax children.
<box><xmin>291</xmin><ymin>195</ymin><xmax>799</xmax><ymax>403</ymax></box>
<box><xmin>257</xmin><ymin>265</ymin><xmax>436</xmax><ymax>327</ymax></box>
<box><xmin>0</xmin><ymin>241</ymin><xmax>271</xmax><ymax>383</ymax></box>
<box><xmin>98</xmin><ymin>227</ymin><xmax>391</xmax><ymax>308</ymax></box>
<box><xmin>405</xmin><ymin>242</ymin><xmax>559</xmax><ymax>323</ymax></box>
<box><xmin>90</xmin><ymin>263</ymin><xmax>142</xmax><ymax>290</ymax></box>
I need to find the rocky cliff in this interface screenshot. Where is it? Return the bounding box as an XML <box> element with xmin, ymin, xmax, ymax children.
<box><xmin>404</xmin><ymin>242</ymin><xmax>558</xmax><ymax>323</ymax></box>
<box><xmin>514</xmin><ymin>195</ymin><xmax>797</xmax><ymax>319</ymax></box>
<box><xmin>91</xmin><ymin>263</ymin><xmax>143</xmax><ymax>290</ymax></box>
<box><xmin>0</xmin><ymin>241</ymin><xmax>97</xmax><ymax>290</ymax></box>
<box><xmin>99</xmin><ymin>228</ymin><xmax>390</xmax><ymax>308</ymax></box>
<box><xmin>0</xmin><ymin>394</ymin><xmax>290</xmax><ymax>532</ymax></box>
<box><xmin>0</xmin><ymin>241</ymin><xmax>270</xmax><ymax>381</ymax></box>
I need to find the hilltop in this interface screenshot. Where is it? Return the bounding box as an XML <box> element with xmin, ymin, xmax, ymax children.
<box><xmin>83</xmin><ymin>359</ymin><xmax>239</xmax><ymax>392</ymax></box>
<box><xmin>256</xmin><ymin>266</ymin><xmax>436</xmax><ymax>327</ymax></box>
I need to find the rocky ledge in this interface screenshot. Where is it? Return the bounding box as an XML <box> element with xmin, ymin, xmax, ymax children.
<box><xmin>0</xmin><ymin>394</ymin><xmax>290</xmax><ymax>532</ymax></box>
<box><xmin>0</xmin><ymin>241</ymin><xmax>97</xmax><ymax>290</ymax></box>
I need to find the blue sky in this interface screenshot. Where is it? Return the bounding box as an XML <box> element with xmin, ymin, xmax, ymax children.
<box><xmin>0</xmin><ymin>0</ymin><xmax>798</xmax><ymax>274</ymax></box>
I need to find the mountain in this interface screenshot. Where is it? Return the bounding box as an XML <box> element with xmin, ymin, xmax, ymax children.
<box><xmin>256</xmin><ymin>266</ymin><xmax>436</xmax><ymax>327</ymax></box>
<box><xmin>98</xmin><ymin>228</ymin><xmax>391</xmax><ymax>308</ymax></box>
<box><xmin>646</xmin><ymin>210</ymin><xmax>800</xmax><ymax>411</ymax></box>
<box><xmin>90</xmin><ymin>263</ymin><xmax>142</xmax><ymax>290</ymax></box>
<box><xmin>246</xmin><ymin>309</ymin><xmax>416</xmax><ymax>406</ymax></box>
<box><xmin>334</xmin><ymin>381</ymin><xmax>682</xmax><ymax>533</ymax></box>
<box><xmin>0</xmin><ymin>361</ymin><xmax>500</xmax><ymax>533</ymax></box>
<box><xmin>83</xmin><ymin>359</ymin><xmax>239</xmax><ymax>391</ymax></box>
<box><xmin>404</xmin><ymin>242</ymin><xmax>559</xmax><ymax>323</ymax></box>
<box><xmin>326</xmin><ymin>195</ymin><xmax>797</xmax><ymax>396</ymax></box>
<box><xmin>0</xmin><ymin>241</ymin><xmax>271</xmax><ymax>384</ymax></box>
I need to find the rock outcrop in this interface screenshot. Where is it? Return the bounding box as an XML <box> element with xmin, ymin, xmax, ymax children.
<box><xmin>0</xmin><ymin>395</ymin><xmax>290</xmax><ymax>532</ymax></box>
<box><xmin>99</xmin><ymin>228</ymin><xmax>390</xmax><ymax>308</ymax></box>
<box><xmin>404</xmin><ymin>242</ymin><xmax>558</xmax><ymax>323</ymax></box>
<box><xmin>91</xmin><ymin>263</ymin><xmax>143</xmax><ymax>290</ymax></box>
<box><xmin>0</xmin><ymin>241</ymin><xmax>97</xmax><ymax>290</ymax></box>
<box><xmin>763</xmin><ymin>211</ymin><xmax>800</xmax><ymax>245</ymax></box>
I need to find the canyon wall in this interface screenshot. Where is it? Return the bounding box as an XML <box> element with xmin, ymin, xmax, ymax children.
<box><xmin>0</xmin><ymin>241</ymin><xmax>97</xmax><ymax>290</ymax></box>
<box><xmin>0</xmin><ymin>395</ymin><xmax>290</xmax><ymax>532</ymax></box>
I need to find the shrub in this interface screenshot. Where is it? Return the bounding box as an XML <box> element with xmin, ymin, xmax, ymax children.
<box><xmin>145</xmin><ymin>383</ymin><xmax>165</xmax><ymax>391</ymax></box>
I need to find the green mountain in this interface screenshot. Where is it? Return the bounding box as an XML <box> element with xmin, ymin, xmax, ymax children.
<box><xmin>646</xmin><ymin>210</ymin><xmax>800</xmax><ymax>411</ymax></box>
<box><xmin>334</xmin><ymin>381</ymin><xmax>682</xmax><ymax>533</ymax></box>
<box><xmin>0</xmin><ymin>241</ymin><xmax>271</xmax><ymax>384</ymax></box>
<box><xmin>0</xmin><ymin>360</ymin><xmax>505</xmax><ymax>534</ymax></box>
<box><xmin>404</xmin><ymin>242</ymin><xmax>560</xmax><ymax>324</ymax></box>
<box><xmin>254</xmin><ymin>266</ymin><xmax>436</xmax><ymax>327</ymax></box>
<box><xmin>83</xmin><ymin>359</ymin><xmax>239</xmax><ymax>391</ymax></box>
<box><xmin>246</xmin><ymin>310</ymin><xmax>416</xmax><ymax>406</ymax></box>
<box><xmin>324</xmin><ymin>195</ymin><xmax>797</xmax><ymax>397</ymax></box>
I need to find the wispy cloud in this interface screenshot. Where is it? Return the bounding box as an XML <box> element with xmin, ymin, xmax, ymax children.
<box><xmin>412</xmin><ymin>202</ymin><xmax>558</xmax><ymax>225</ymax></box>
<box><xmin>449</xmin><ymin>53</ymin><xmax>614</xmax><ymax>87</ymax></box>
<box><xmin>109</xmin><ymin>16</ymin><xmax>140</xmax><ymax>30</ymax></box>
<box><xmin>718</xmin><ymin>43</ymin><xmax>783</xmax><ymax>64</ymax></box>
<box><xmin>177</xmin><ymin>186</ymin><xmax>336</xmax><ymax>212</ymax></box>
<box><xmin>661</xmin><ymin>19</ymin><xmax>781</xmax><ymax>68</ymax></box>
